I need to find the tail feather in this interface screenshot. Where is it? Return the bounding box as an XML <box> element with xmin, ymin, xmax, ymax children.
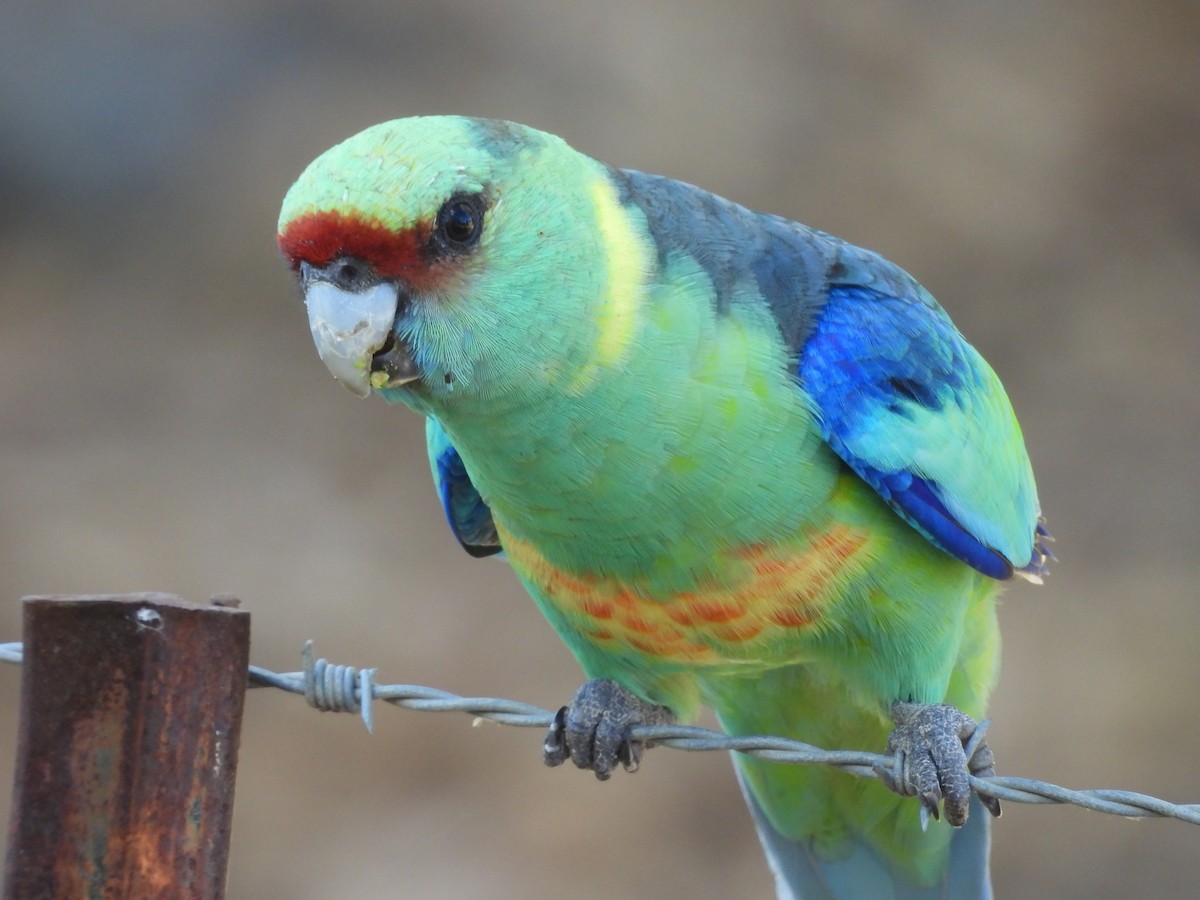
<box><xmin>736</xmin><ymin>765</ymin><xmax>992</xmax><ymax>900</ymax></box>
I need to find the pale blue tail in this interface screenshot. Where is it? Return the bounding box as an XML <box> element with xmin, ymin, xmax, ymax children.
<box><xmin>736</xmin><ymin>766</ymin><xmax>992</xmax><ymax>900</ymax></box>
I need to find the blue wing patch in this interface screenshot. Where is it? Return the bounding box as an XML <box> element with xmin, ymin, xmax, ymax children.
<box><xmin>800</xmin><ymin>284</ymin><xmax>1045</xmax><ymax>580</ymax></box>
<box><xmin>612</xmin><ymin>167</ymin><xmax>1047</xmax><ymax>580</ymax></box>
<box><xmin>426</xmin><ymin>418</ymin><xmax>501</xmax><ymax>558</ymax></box>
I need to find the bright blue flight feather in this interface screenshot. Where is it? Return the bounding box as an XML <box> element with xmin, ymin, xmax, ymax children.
<box><xmin>427</xmin><ymin>417</ymin><xmax>500</xmax><ymax>557</ymax></box>
<box><xmin>800</xmin><ymin>284</ymin><xmax>1039</xmax><ymax>577</ymax></box>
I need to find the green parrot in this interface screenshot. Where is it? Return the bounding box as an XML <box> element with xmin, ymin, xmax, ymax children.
<box><xmin>278</xmin><ymin>116</ymin><xmax>1050</xmax><ymax>899</ymax></box>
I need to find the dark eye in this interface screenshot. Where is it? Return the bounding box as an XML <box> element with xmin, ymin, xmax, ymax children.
<box><xmin>434</xmin><ymin>195</ymin><xmax>485</xmax><ymax>251</ymax></box>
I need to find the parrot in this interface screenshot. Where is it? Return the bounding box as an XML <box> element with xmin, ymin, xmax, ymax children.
<box><xmin>277</xmin><ymin>116</ymin><xmax>1051</xmax><ymax>899</ymax></box>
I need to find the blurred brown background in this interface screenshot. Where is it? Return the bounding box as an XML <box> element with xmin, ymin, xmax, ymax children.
<box><xmin>2</xmin><ymin>1</ymin><xmax>1198</xmax><ymax>897</ymax></box>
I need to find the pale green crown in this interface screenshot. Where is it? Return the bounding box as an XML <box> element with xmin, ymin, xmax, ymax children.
<box><xmin>282</xmin><ymin>117</ymin><xmax>553</xmax><ymax>230</ymax></box>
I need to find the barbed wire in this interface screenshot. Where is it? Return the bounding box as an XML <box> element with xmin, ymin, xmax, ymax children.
<box><xmin>2</xmin><ymin>639</ymin><xmax>1197</xmax><ymax>825</ymax></box>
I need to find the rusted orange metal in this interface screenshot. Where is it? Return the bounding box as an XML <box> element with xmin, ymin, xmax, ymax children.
<box><xmin>3</xmin><ymin>593</ymin><xmax>250</xmax><ymax>900</ymax></box>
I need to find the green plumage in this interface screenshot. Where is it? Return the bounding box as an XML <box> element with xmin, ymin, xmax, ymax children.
<box><xmin>279</xmin><ymin>116</ymin><xmax>1045</xmax><ymax>897</ymax></box>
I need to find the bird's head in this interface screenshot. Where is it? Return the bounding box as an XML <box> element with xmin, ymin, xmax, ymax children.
<box><xmin>278</xmin><ymin>116</ymin><xmax>652</xmax><ymax>414</ymax></box>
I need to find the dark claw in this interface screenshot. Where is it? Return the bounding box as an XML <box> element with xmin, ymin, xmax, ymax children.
<box><xmin>541</xmin><ymin>679</ymin><xmax>674</xmax><ymax>780</ymax></box>
<box><xmin>873</xmin><ymin>701</ymin><xmax>1002</xmax><ymax>827</ymax></box>
<box><xmin>542</xmin><ymin>706</ymin><xmax>571</xmax><ymax>768</ymax></box>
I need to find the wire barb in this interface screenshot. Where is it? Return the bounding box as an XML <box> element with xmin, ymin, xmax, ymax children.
<box><xmin>298</xmin><ymin>640</ymin><xmax>378</xmax><ymax>732</ymax></box>
<box><xmin>4</xmin><ymin>639</ymin><xmax>1199</xmax><ymax>825</ymax></box>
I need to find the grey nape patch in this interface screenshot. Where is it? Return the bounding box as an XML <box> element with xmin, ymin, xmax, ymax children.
<box><xmin>467</xmin><ymin>118</ymin><xmax>537</xmax><ymax>160</ymax></box>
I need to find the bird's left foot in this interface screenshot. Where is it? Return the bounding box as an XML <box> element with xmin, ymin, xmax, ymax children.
<box><xmin>875</xmin><ymin>701</ymin><xmax>1002</xmax><ymax>827</ymax></box>
<box><xmin>542</xmin><ymin>679</ymin><xmax>675</xmax><ymax>780</ymax></box>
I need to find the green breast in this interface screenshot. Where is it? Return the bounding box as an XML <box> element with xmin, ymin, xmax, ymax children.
<box><xmin>430</xmin><ymin>254</ymin><xmax>839</xmax><ymax>593</ymax></box>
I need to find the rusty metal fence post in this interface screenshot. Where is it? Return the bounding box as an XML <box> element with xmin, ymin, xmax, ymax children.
<box><xmin>3</xmin><ymin>593</ymin><xmax>250</xmax><ymax>900</ymax></box>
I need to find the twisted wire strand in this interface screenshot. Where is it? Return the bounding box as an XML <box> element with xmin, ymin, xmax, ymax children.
<box><xmin>2</xmin><ymin>640</ymin><xmax>1197</xmax><ymax>825</ymax></box>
